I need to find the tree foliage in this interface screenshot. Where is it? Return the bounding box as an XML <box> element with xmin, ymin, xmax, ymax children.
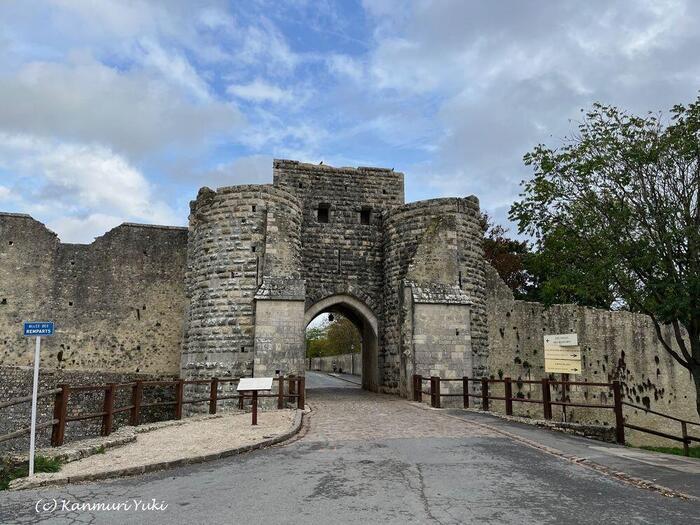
<box><xmin>510</xmin><ymin>98</ymin><xmax>700</xmax><ymax>415</ymax></box>
<box><xmin>306</xmin><ymin>314</ymin><xmax>362</xmax><ymax>358</ymax></box>
<box><xmin>481</xmin><ymin>213</ymin><xmax>532</xmax><ymax>298</ymax></box>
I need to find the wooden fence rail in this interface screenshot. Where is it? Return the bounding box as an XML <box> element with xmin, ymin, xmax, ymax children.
<box><xmin>1</xmin><ymin>376</ymin><xmax>305</xmax><ymax>448</ymax></box>
<box><xmin>412</xmin><ymin>374</ymin><xmax>699</xmax><ymax>455</ymax></box>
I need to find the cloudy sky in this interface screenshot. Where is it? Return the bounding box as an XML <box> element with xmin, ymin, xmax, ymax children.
<box><xmin>0</xmin><ymin>0</ymin><xmax>699</xmax><ymax>243</ymax></box>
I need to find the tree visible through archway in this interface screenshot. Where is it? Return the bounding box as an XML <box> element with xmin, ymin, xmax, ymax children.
<box><xmin>306</xmin><ymin>313</ymin><xmax>362</xmax><ymax>377</ymax></box>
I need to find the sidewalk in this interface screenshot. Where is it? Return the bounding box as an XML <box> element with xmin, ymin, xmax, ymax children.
<box><xmin>325</xmin><ymin>371</ymin><xmax>361</xmax><ymax>385</ymax></box>
<box><xmin>11</xmin><ymin>409</ymin><xmax>302</xmax><ymax>490</ymax></box>
<box><xmin>444</xmin><ymin>409</ymin><xmax>700</xmax><ymax>499</ymax></box>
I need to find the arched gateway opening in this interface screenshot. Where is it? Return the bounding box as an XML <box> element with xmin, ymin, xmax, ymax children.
<box><xmin>303</xmin><ymin>295</ymin><xmax>380</xmax><ymax>392</ymax></box>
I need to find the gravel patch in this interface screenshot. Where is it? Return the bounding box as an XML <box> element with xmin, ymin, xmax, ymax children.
<box><xmin>11</xmin><ymin>409</ymin><xmax>299</xmax><ymax>489</ymax></box>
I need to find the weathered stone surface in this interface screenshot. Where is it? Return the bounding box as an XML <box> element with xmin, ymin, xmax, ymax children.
<box><xmin>485</xmin><ymin>265</ymin><xmax>699</xmax><ymax>446</ymax></box>
<box><xmin>0</xmin><ymin>213</ymin><xmax>187</xmax><ymax>376</ymax></box>
<box><xmin>183</xmin><ymin>161</ymin><xmax>486</xmax><ymax>398</ymax></box>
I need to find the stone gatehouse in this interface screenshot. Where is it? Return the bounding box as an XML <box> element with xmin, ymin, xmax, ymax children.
<box><xmin>183</xmin><ymin>160</ymin><xmax>486</xmax><ymax>396</ymax></box>
<box><xmin>0</xmin><ymin>160</ymin><xmax>487</xmax><ymax>398</ymax></box>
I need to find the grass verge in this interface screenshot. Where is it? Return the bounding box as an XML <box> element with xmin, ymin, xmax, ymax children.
<box><xmin>0</xmin><ymin>456</ymin><xmax>62</xmax><ymax>490</ymax></box>
<box><xmin>639</xmin><ymin>445</ymin><xmax>700</xmax><ymax>459</ymax></box>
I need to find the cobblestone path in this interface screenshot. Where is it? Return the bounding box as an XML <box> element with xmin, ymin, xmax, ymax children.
<box><xmin>304</xmin><ymin>384</ymin><xmax>495</xmax><ymax>442</ymax></box>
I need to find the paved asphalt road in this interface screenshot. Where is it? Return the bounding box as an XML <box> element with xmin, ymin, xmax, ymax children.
<box><xmin>1</xmin><ymin>371</ymin><xmax>698</xmax><ymax>525</ymax></box>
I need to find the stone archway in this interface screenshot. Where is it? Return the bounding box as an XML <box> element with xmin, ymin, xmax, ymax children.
<box><xmin>304</xmin><ymin>294</ymin><xmax>380</xmax><ymax>392</ymax></box>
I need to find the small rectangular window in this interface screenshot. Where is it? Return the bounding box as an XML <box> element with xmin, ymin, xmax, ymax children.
<box><xmin>360</xmin><ymin>207</ymin><xmax>371</xmax><ymax>225</ymax></box>
<box><xmin>317</xmin><ymin>204</ymin><xmax>330</xmax><ymax>223</ymax></box>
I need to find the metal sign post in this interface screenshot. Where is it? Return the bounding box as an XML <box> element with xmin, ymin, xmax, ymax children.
<box><xmin>23</xmin><ymin>322</ymin><xmax>54</xmax><ymax>476</ymax></box>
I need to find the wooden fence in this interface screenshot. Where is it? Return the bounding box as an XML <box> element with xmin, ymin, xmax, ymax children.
<box><xmin>412</xmin><ymin>374</ymin><xmax>700</xmax><ymax>455</ymax></box>
<box><xmin>1</xmin><ymin>375</ymin><xmax>305</xmax><ymax>448</ymax></box>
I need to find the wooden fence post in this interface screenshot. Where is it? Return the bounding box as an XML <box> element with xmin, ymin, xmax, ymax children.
<box><xmin>481</xmin><ymin>378</ymin><xmax>489</xmax><ymax>411</ymax></box>
<box><xmin>430</xmin><ymin>376</ymin><xmax>441</xmax><ymax>408</ymax></box>
<box><xmin>277</xmin><ymin>375</ymin><xmax>285</xmax><ymax>409</ymax></box>
<box><xmin>681</xmin><ymin>422</ymin><xmax>689</xmax><ymax>456</ymax></box>
<box><xmin>412</xmin><ymin>374</ymin><xmax>422</xmax><ymax>402</ymax></box>
<box><xmin>463</xmin><ymin>377</ymin><xmax>469</xmax><ymax>408</ymax></box>
<box><xmin>175</xmin><ymin>379</ymin><xmax>185</xmax><ymax>420</ymax></box>
<box><xmin>209</xmin><ymin>377</ymin><xmax>219</xmax><ymax>415</ymax></box>
<box><xmin>612</xmin><ymin>380</ymin><xmax>625</xmax><ymax>445</ymax></box>
<box><xmin>541</xmin><ymin>378</ymin><xmax>552</xmax><ymax>420</ymax></box>
<box><xmin>51</xmin><ymin>384</ymin><xmax>69</xmax><ymax>447</ymax></box>
<box><xmin>251</xmin><ymin>391</ymin><xmax>258</xmax><ymax>425</ymax></box>
<box><xmin>504</xmin><ymin>377</ymin><xmax>513</xmax><ymax>416</ymax></box>
<box><xmin>101</xmin><ymin>383</ymin><xmax>116</xmax><ymax>436</ymax></box>
<box><xmin>130</xmin><ymin>380</ymin><xmax>143</xmax><ymax>426</ymax></box>
<box><xmin>297</xmin><ymin>376</ymin><xmax>305</xmax><ymax>409</ymax></box>
<box><xmin>289</xmin><ymin>375</ymin><xmax>296</xmax><ymax>404</ymax></box>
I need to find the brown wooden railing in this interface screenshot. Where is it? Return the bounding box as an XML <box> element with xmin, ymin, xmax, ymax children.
<box><xmin>1</xmin><ymin>376</ymin><xmax>305</xmax><ymax>447</ymax></box>
<box><xmin>412</xmin><ymin>374</ymin><xmax>700</xmax><ymax>454</ymax></box>
<box><xmin>0</xmin><ymin>389</ymin><xmax>61</xmax><ymax>444</ymax></box>
<box><xmin>621</xmin><ymin>401</ymin><xmax>700</xmax><ymax>456</ymax></box>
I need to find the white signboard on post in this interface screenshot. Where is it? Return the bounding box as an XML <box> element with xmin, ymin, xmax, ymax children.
<box><xmin>237</xmin><ymin>377</ymin><xmax>273</xmax><ymax>392</ymax></box>
<box><xmin>544</xmin><ymin>333</ymin><xmax>581</xmax><ymax>375</ymax></box>
<box><xmin>23</xmin><ymin>321</ymin><xmax>54</xmax><ymax>476</ymax></box>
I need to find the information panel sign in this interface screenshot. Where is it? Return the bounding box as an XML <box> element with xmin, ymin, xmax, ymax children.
<box><xmin>544</xmin><ymin>333</ymin><xmax>581</xmax><ymax>375</ymax></box>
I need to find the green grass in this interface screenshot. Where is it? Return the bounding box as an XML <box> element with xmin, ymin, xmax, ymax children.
<box><xmin>639</xmin><ymin>445</ymin><xmax>700</xmax><ymax>458</ymax></box>
<box><xmin>0</xmin><ymin>456</ymin><xmax>62</xmax><ymax>490</ymax></box>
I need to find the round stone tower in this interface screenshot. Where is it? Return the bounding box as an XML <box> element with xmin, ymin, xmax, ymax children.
<box><xmin>383</xmin><ymin>196</ymin><xmax>486</xmax><ymax>397</ymax></box>
<box><xmin>182</xmin><ymin>184</ymin><xmax>302</xmax><ymax>381</ymax></box>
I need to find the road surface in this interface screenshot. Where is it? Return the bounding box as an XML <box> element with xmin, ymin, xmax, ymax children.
<box><xmin>1</xmin><ymin>373</ymin><xmax>697</xmax><ymax>524</ymax></box>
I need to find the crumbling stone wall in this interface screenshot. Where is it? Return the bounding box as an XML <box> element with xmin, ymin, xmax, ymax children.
<box><xmin>485</xmin><ymin>266</ymin><xmax>699</xmax><ymax>446</ymax></box>
<box><xmin>0</xmin><ymin>213</ymin><xmax>187</xmax><ymax>376</ymax></box>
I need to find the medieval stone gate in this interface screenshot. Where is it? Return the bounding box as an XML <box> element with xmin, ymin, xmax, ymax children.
<box><xmin>181</xmin><ymin>160</ymin><xmax>488</xmax><ymax>398</ymax></box>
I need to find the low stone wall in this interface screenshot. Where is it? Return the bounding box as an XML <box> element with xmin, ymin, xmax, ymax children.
<box><xmin>309</xmin><ymin>353</ymin><xmax>362</xmax><ymax>376</ymax></box>
<box><xmin>485</xmin><ymin>266</ymin><xmax>699</xmax><ymax>447</ymax></box>
<box><xmin>0</xmin><ymin>366</ymin><xmax>176</xmax><ymax>454</ymax></box>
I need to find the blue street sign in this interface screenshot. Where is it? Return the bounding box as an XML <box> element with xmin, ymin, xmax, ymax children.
<box><xmin>23</xmin><ymin>322</ymin><xmax>54</xmax><ymax>336</ymax></box>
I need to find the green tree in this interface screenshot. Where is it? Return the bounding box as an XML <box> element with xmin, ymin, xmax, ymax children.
<box><xmin>305</xmin><ymin>314</ymin><xmax>361</xmax><ymax>358</ymax></box>
<box><xmin>481</xmin><ymin>213</ymin><xmax>532</xmax><ymax>298</ymax></box>
<box><xmin>510</xmin><ymin>98</ymin><xmax>700</xmax><ymax>415</ymax></box>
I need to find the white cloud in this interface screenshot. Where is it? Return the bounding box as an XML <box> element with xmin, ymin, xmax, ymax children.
<box><xmin>47</xmin><ymin>213</ymin><xmax>126</xmax><ymax>245</ymax></box>
<box><xmin>227</xmin><ymin>79</ymin><xmax>293</xmax><ymax>104</ymax></box>
<box><xmin>0</xmin><ymin>133</ymin><xmax>178</xmax><ymax>242</ymax></box>
<box><xmin>360</xmin><ymin>0</ymin><xmax>700</xmax><ymax>228</ymax></box>
<box><xmin>137</xmin><ymin>38</ymin><xmax>212</xmax><ymax>102</ymax></box>
<box><xmin>0</xmin><ymin>186</ymin><xmax>11</xmax><ymax>201</ymax></box>
<box><xmin>199</xmin><ymin>154</ymin><xmax>273</xmax><ymax>189</ymax></box>
<box><xmin>326</xmin><ymin>55</ymin><xmax>365</xmax><ymax>81</ymax></box>
<box><xmin>0</xmin><ymin>54</ymin><xmax>242</xmax><ymax>158</ymax></box>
